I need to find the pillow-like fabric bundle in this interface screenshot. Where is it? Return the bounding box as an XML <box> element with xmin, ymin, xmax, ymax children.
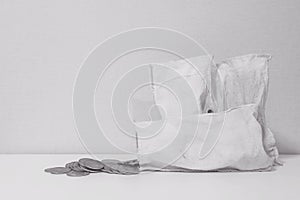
<box><xmin>132</xmin><ymin>54</ymin><xmax>279</xmax><ymax>172</ymax></box>
<box><xmin>214</xmin><ymin>54</ymin><xmax>279</xmax><ymax>164</ymax></box>
<box><xmin>137</xmin><ymin>104</ymin><xmax>274</xmax><ymax>171</ymax></box>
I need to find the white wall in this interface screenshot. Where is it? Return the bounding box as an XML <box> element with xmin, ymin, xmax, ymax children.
<box><xmin>0</xmin><ymin>0</ymin><xmax>299</xmax><ymax>154</ymax></box>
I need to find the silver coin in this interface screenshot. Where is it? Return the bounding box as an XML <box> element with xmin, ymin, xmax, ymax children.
<box><xmin>123</xmin><ymin>159</ymin><xmax>139</xmax><ymax>166</ymax></box>
<box><xmin>79</xmin><ymin>166</ymin><xmax>101</xmax><ymax>173</ymax></box>
<box><xmin>44</xmin><ymin>167</ymin><xmax>71</xmax><ymax>175</ymax></box>
<box><xmin>65</xmin><ymin>162</ymin><xmax>73</xmax><ymax>169</ymax></box>
<box><xmin>117</xmin><ymin>164</ymin><xmax>139</xmax><ymax>175</ymax></box>
<box><xmin>102</xmin><ymin>162</ymin><xmax>121</xmax><ymax>171</ymax></box>
<box><xmin>65</xmin><ymin>161</ymin><xmax>87</xmax><ymax>172</ymax></box>
<box><xmin>101</xmin><ymin>159</ymin><xmax>122</xmax><ymax>164</ymax></box>
<box><xmin>101</xmin><ymin>163</ymin><xmax>139</xmax><ymax>175</ymax></box>
<box><xmin>66</xmin><ymin>170</ymin><xmax>90</xmax><ymax>177</ymax></box>
<box><xmin>66</xmin><ymin>161</ymin><xmax>100</xmax><ymax>173</ymax></box>
<box><xmin>101</xmin><ymin>159</ymin><xmax>122</xmax><ymax>173</ymax></box>
<box><xmin>101</xmin><ymin>168</ymin><xmax>115</xmax><ymax>174</ymax></box>
<box><xmin>102</xmin><ymin>163</ymin><xmax>121</xmax><ymax>174</ymax></box>
<box><xmin>79</xmin><ymin>158</ymin><xmax>104</xmax><ymax>170</ymax></box>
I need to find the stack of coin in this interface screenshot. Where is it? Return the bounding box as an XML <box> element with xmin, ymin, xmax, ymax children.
<box><xmin>44</xmin><ymin>158</ymin><xmax>139</xmax><ymax>177</ymax></box>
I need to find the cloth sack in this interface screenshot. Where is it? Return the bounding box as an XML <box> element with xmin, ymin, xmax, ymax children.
<box><xmin>136</xmin><ymin>104</ymin><xmax>274</xmax><ymax>171</ymax></box>
<box><xmin>214</xmin><ymin>54</ymin><xmax>279</xmax><ymax>164</ymax></box>
<box><xmin>131</xmin><ymin>54</ymin><xmax>279</xmax><ymax>172</ymax></box>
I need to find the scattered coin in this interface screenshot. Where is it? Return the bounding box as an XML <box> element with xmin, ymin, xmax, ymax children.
<box><xmin>44</xmin><ymin>167</ymin><xmax>71</xmax><ymax>175</ymax></box>
<box><xmin>102</xmin><ymin>162</ymin><xmax>121</xmax><ymax>172</ymax></box>
<box><xmin>65</xmin><ymin>161</ymin><xmax>86</xmax><ymax>172</ymax></box>
<box><xmin>119</xmin><ymin>164</ymin><xmax>139</xmax><ymax>175</ymax></box>
<box><xmin>123</xmin><ymin>159</ymin><xmax>139</xmax><ymax>166</ymax></box>
<box><xmin>101</xmin><ymin>159</ymin><xmax>122</xmax><ymax>164</ymax></box>
<box><xmin>79</xmin><ymin>158</ymin><xmax>104</xmax><ymax>170</ymax></box>
<box><xmin>67</xmin><ymin>170</ymin><xmax>90</xmax><ymax>177</ymax></box>
<box><xmin>110</xmin><ymin>163</ymin><xmax>139</xmax><ymax>175</ymax></box>
<box><xmin>101</xmin><ymin>167</ymin><xmax>115</xmax><ymax>174</ymax></box>
<box><xmin>79</xmin><ymin>166</ymin><xmax>101</xmax><ymax>173</ymax></box>
<box><xmin>45</xmin><ymin>157</ymin><xmax>140</xmax><ymax>177</ymax></box>
<box><xmin>101</xmin><ymin>159</ymin><xmax>122</xmax><ymax>173</ymax></box>
<box><xmin>101</xmin><ymin>159</ymin><xmax>140</xmax><ymax>174</ymax></box>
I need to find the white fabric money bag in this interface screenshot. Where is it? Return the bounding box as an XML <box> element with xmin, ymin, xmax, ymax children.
<box><xmin>131</xmin><ymin>54</ymin><xmax>279</xmax><ymax>172</ymax></box>
<box><xmin>213</xmin><ymin>54</ymin><xmax>279</xmax><ymax>163</ymax></box>
<box><xmin>136</xmin><ymin>104</ymin><xmax>274</xmax><ymax>171</ymax></box>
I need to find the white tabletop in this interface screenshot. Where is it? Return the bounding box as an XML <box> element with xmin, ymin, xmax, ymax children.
<box><xmin>0</xmin><ymin>154</ymin><xmax>299</xmax><ymax>200</ymax></box>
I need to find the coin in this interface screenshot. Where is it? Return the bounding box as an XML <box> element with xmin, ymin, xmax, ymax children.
<box><xmin>45</xmin><ymin>158</ymin><xmax>139</xmax><ymax>176</ymax></box>
<box><xmin>102</xmin><ymin>162</ymin><xmax>121</xmax><ymax>172</ymax></box>
<box><xmin>101</xmin><ymin>167</ymin><xmax>115</xmax><ymax>174</ymax></box>
<box><xmin>101</xmin><ymin>159</ymin><xmax>121</xmax><ymax>168</ymax></box>
<box><xmin>101</xmin><ymin>159</ymin><xmax>139</xmax><ymax>174</ymax></box>
<box><xmin>65</xmin><ymin>161</ymin><xmax>87</xmax><ymax>172</ymax></box>
<box><xmin>79</xmin><ymin>165</ymin><xmax>101</xmax><ymax>173</ymax></box>
<box><xmin>44</xmin><ymin>167</ymin><xmax>71</xmax><ymax>175</ymax></box>
<box><xmin>79</xmin><ymin>158</ymin><xmax>104</xmax><ymax>170</ymax></box>
<box><xmin>101</xmin><ymin>159</ymin><xmax>122</xmax><ymax>174</ymax></box>
<box><xmin>101</xmin><ymin>159</ymin><xmax>121</xmax><ymax>164</ymax></box>
<box><xmin>66</xmin><ymin>170</ymin><xmax>90</xmax><ymax>177</ymax></box>
<box><xmin>123</xmin><ymin>159</ymin><xmax>139</xmax><ymax>166</ymax></box>
<box><xmin>102</xmin><ymin>163</ymin><xmax>121</xmax><ymax>174</ymax></box>
<box><xmin>117</xmin><ymin>164</ymin><xmax>139</xmax><ymax>175</ymax></box>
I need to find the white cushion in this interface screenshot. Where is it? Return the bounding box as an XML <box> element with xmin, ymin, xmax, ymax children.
<box><xmin>214</xmin><ymin>54</ymin><xmax>279</xmax><ymax>163</ymax></box>
<box><xmin>136</xmin><ymin>104</ymin><xmax>274</xmax><ymax>171</ymax></box>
